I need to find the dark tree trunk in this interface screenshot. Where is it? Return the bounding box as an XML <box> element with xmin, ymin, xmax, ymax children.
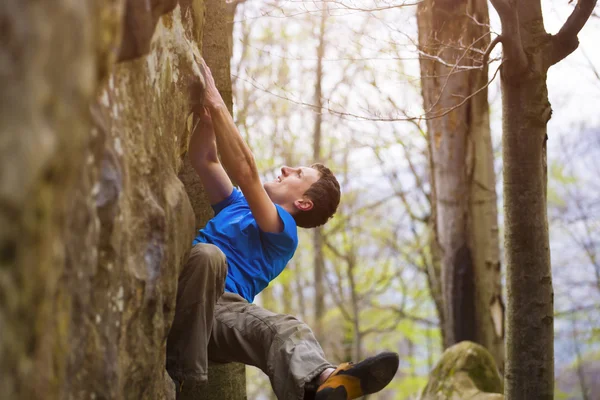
<box><xmin>489</xmin><ymin>0</ymin><xmax>596</xmax><ymax>397</ymax></box>
<box><xmin>193</xmin><ymin>0</ymin><xmax>246</xmax><ymax>397</ymax></box>
<box><xmin>312</xmin><ymin>3</ymin><xmax>327</xmax><ymax>342</ymax></box>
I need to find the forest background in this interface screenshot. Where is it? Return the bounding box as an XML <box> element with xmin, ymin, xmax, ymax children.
<box><xmin>225</xmin><ymin>0</ymin><xmax>600</xmax><ymax>398</ymax></box>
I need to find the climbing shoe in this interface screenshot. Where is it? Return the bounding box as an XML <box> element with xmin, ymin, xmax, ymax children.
<box><xmin>315</xmin><ymin>352</ymin><xmax>399</xmax><ymax>399</ymax></box>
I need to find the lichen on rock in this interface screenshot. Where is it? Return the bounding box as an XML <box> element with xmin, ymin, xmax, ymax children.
<box><xmin>420</xmin><ymin>341</ymin><xmax>504</xmax><ymax>400</ymax></box>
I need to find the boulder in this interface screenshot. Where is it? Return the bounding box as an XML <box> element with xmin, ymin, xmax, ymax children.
<box><xmin>0</xmin><ymin>0</ymin><xmax>244</xmax><ymax>398</ymax></box>
<box><xmin>420</xmin><ymin>341</ymin><xmax>504</xmax><ymax>400</ymax></box>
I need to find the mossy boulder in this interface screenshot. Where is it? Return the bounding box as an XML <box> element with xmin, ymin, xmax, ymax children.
<box><xmin>0</xmin><ymin>0</ymin><xmax>244</xmax><ymax>398</ymax></box>
<box><xmin>420</xmin><ymin>341</ymin><xmax>504</xmax><ymax>400</ymax></box>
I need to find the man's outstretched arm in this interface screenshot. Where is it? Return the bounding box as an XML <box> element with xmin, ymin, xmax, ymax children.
<box><xmin>188</xmin><ymin>105</ymin><xmax>233</xmax><ymax>205</ymax></box>
<box><xmin>200</xmin><ymin>59</ymin><xmax>284</xmax><ymax>233</ymax></box>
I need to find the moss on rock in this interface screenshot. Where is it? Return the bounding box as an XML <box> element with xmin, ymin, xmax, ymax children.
<box><xmin>420</xmin><ymin>341</ymin><xmax>504</xmax><ymax>400</ymax></box>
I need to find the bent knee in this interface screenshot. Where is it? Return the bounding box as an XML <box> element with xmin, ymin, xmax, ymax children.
<box><xmin>190</xmin><ymin>243</ymin><xmax>228</xmax><ymax>276</ymax></box>
<box><xmin>272</xmin><ymin>314</ymin><xmax>313</xmax><ymax>341</ymax></box>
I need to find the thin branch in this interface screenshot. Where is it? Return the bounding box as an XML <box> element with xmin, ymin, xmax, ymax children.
<box><xmin>417</xmin><ymin>50</ymin><xmax>488</xmax><ymax>72</ymax></box>
<box><xmin>420</xmin><ymin>31</ymin><xmax>492</xmax><ymax>116</ymax></box>
<box><xmin>372</xmin><ymin>304</ymin><xmax>437</xmax><ymax>327</ymax></box>
<box><xmin>326</xmin><ymin>194</ymin><xmax>396</xmax><ymax>235</ymax></box>
<box><xmin>556</xmin><ymin>0</ymin><xmax>598</xmax><ymax>42</ymax></box>
<box><xmin>318</xmin><ymin>0</ymin><xmax>422</xmax><ymax>13</ymax></box>
<box><xmin>549</xmin><ymin>0</ymin><xmax>598</xmax><ymax>66</ymax></box>
<box><xmin>581</xmin><ymin>47</ymin><xmax>600</xmax><ymax>83</ymax></box>
<box><xmin>372</xmin><ymin>147</ymin><xmax>427</xmax><ymax>223</ymax></box>
<box><xmin>234</xmin><ymin>61</ymin><xmax>502</xmax><ymax>122</ymax></box>
<box><xmin>482</xmin><ymin>35</ymin><xmax>503</xmax><ymax>66</ymax></box>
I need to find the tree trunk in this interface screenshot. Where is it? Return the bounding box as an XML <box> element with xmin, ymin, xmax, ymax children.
<box><xmin>501</xmin><ymin>66</ymin><xmax>553</xmax><ymax>400</ymax></box>
<box><xmin>489</xmin><ymin>0</ymin><xmax>596</xmax><ymax>397</ymax></box>
<box><xmin>312</xmin><ymin>2</ymin><xmax>328</xmax><ymax>343</ymax></box>
<box><xmin>347</xmin><ymin>255</ymin><xmax>362</xmax><ymax>362</ymax></box>
<box><xmin>417</xmin><ymin>0</ymin><xmax>504</xmax><ymax>370</ymax></box>
<box><xmin>486</xmin><ymin>1</ymin><xmax>553</xmax><ymax>397</ymax></box>
<box><xmin>181</xmin><ymin>0</ymin><xmax>246</xmax><ymax>397</ymax></box>
<box><xmin>426</xmin><ymin>215</ymin><xmax>446</xmax><ymax>347</ymax></box>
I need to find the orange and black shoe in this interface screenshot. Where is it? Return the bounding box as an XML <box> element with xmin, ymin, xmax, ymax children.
<box><xmin>315</xmin><ymin>352</ymin><xmax>399</xmax><ymax>399</ymax></box>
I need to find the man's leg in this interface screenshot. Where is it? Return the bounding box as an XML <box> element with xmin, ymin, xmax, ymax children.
<box><xmin>166</xmin><ymin>243</ymin><xmax>227</xmax><ymax>385</ymax></box>
<box><xmin>207</xmin><ymin>293</ymin><xmax>335</xmax><ymax>400</ymax></box>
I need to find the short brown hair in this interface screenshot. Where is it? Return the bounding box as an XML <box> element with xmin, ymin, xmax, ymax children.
<box><xmin>293</xmin><ymin>163</ymin><xmax>341</xmax><ymax>229</ymax></box>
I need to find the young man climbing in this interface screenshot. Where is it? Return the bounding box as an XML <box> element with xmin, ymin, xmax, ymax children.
<box><xmin>166</xmin><ymin>58</ymin><xmax>399</xmax><ymax>400</ymax></box>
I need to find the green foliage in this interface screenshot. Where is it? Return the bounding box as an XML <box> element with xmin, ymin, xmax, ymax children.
<box><xmin>389</xmin><ymin>375</ymin><xmax>429</xmax><ymax>399</ymax></box>
<box><xmin>554</xmin><ymin>388</ymin><xmax>571</xmax><ymax>400</ymax></box>
<box><xmin>548</xmin><ymin>161</ymin><xmax>577</xmax><ymax>208</ymax></box>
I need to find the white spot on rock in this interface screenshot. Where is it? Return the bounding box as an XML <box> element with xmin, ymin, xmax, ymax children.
<box><xmin>490</xmin><ymin>296</ymin><xmax>504</xmax><ymax>337</ymax></box>
<box><xmin>95</xmin><ymin>314</ymin><xmax>101</xmax><ymax>324</ymax></box>
<box><xmin>87</xmin><ymin>154</ymin><xmax>95</xmax><ymax>165</ymax></box>
<box><xmin>91</xmin><ymin>183</ymin><xmax>100</xmax><ymax>197</ymax></box>
<box><xmin>114</xmin><ymin>138</ymin><xmax>123</xmax><ymax>155</ymax></box>
<box><xmin>100</xmin><ymin>91</ymin><xmax>109</xmax><ymax>107</ymax></box>
<box><xmin>115</xmin><ymin>286</ymin><xmax>124</xmax><ymax>312</ymax></box>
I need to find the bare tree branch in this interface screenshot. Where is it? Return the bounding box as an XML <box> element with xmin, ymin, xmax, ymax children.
<box><xmin>488</xmin><ymin>0</ymin><xmax>512</xmax><ymax>18</ymax></box>
<box><xmin>581</xmin><ymin>47</ymin><xmax>600</xmax><ymax>83</ymax></box>
<box><xmin>483</xmin><ymin>35</ymin><xmax>503</xmax><ymax>67</ymax></box>
<box><xmin>234</xmin><ymin>62</ymin><xmax>501</xmax><ymax>122</ymax></box>
<box><xmin>549</xmin><ymin>0</ymin><xmax>598</xmax><ymax>66</ymax></box>
<box><xmin>489</xmin><ymin>0</ymin><xmax>528</xmax><ymax>78</ymax></box>
<box><xmin>371</xmin><ymin>304</ymin><xmax>437</xmax><ymax>327</ymax></box>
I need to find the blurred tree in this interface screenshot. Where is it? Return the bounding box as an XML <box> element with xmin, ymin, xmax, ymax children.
<box><xmin>312</xmin><ymin>1</ymin><xmax>328</xmax><ymax>343</ymax></box>
<box><xmin>416</xmin><ymin>0</ymin><xmax>504</xmax><ymax>370</ymax></box>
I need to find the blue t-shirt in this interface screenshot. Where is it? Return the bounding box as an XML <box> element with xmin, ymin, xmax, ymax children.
<box><xmin>193</xmin><ymin>188</ymin><xmax>298</xmax><ymax>303</ymax></box>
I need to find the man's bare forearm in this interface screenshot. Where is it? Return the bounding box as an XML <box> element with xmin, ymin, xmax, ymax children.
<box><xmin>187</xmin><ymin>106</ymin><xmax>233</xmax><ymax>204</ymax></box>
<box><xmin>188</xmin><ymin>114</ymin><xmax>219</xmax><ymax>166</ymax></box>
<box><xmin>208</xmin><ymin>104</ymin><xmax>258</xmax><ymax>182</ymax></box>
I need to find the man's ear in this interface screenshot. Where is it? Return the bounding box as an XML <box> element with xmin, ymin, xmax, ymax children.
<box><xmin>294</xmin><ymin>198</ymin><xmax>314</xmax><ymax>212</ymax></box>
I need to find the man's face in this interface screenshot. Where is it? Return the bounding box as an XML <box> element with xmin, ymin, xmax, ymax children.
<box><xmin>264</xmin><ymin>166</ymin><xmax>320</xmax><ymax>211</ymax></box>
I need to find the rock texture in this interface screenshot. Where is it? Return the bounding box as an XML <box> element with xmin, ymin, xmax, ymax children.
<box><xmin>420</xmin><ymin>341</ymin><xmax>504</xmax><ymax>400</ymax></box>
<box><xmin>0</xmin><ymin>0</ymin><xmax>244</xmax><ymax>398</ymax></box>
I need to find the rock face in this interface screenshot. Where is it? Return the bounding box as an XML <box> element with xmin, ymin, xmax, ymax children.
<box><xmin>0</xmin><ymin>0</ymin><xmax>244</xmax><ymax>398</ymax></box>
<box><xmin>420</xmin><ymin>341</ymin><xmax>504</xmax><ymax>400</ymax></box>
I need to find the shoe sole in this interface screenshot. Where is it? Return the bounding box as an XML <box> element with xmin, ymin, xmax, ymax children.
<box><xmin>317</xmin><ymin>352</ymin><xmax>399</xmax><ymax>400</ymax></box>
<box><xmin>320</xmin><ymin>386</ymin><xmax>347</xmax><ymax>400</ymax></box>
<box><xmin>360</xmin><ymin>352</ymin><xmax>400</xmax><ymax>395</ymax></box>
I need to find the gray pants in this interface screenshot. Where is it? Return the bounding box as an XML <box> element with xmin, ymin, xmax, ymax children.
<box><xmin>166</xmin><ymin>244</ymin><xmax>334</xmax><ymax>400</ymax></box>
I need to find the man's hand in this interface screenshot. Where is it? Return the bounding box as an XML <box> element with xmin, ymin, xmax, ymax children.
<box><xmin>200</xmin><ymin>58</ymin><xmax>226</xmax><ymax>110</ymax></box>
<box><xmin>195</xmin><ymin>105</ymin><xmax>213</xmax><ymax>134</ymax></box>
